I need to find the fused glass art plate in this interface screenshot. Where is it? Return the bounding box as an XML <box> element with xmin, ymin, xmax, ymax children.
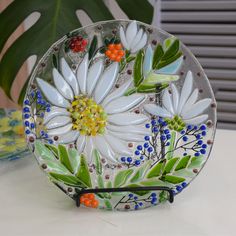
<box><xmin>23</xmin><ymin>20</ymin><xmax>216</xmax><ymax>211</ymax></box>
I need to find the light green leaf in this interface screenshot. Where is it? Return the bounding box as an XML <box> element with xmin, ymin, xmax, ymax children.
<box><xmin>104</xmin><ymin>199</ymin><xmax>112</xmax><ymax>210</ymax></box>
<box><xmin>68</xmin><ymin>148</ymin><xmax>80</xmax><ymax>174</ymax></box>
<box><xmin>44</xmin><ymin>160</ymin><xmax>71</xmax><ymax>174</ymax></box>
<box><xmin>106</xmin><ymin>181</ymin><xmax>112</xmax><ymax>188</ymax></box>
<box><xmin>161</xmin><ymin>175</ymin><xmax>185</xmax><ymax>184</ymax></box>
<box><xmin>133</xmin><ymin>49</ymin><xmax>144</xmax><ymax>87</ymax></box>
<box><xmin>166</xmin><ymin>131</ymin><xmax>176</xmax><ymax>160</ymax></box>
<box><xmin>34</xmin><ymin>140</ymin><xmax>56</xmax><ymax>161</ymax></box>
<box><xmin>93</xmin><ymin>149</ymin><xmax>102</xmax><ymax>175</ymax></box>
<box><xmin>162</xmin><ymin>39</ymin><xmax>180</xmax><ymax>61</ymax></box>
<box><xmin>141</xmin><ymin>178</ymin><xmax>166</xmax><ymax>186</ymax></box>
<box><xmin>188</xmin><ymin>156</ymin><xmax>205</xmax><ymax>169</ymax></box>
<box><xmin>143</xmin><ymin>72</ymin><xmax>179</xmax><ymax>85</ymax></box>
<box><xmin>45</xmin><ymin>144</ymin><xmax>59</xmax><ymax>158</ymax></box>
<box><xmin>175</xmin><ymin>155</ymin><xmax>191</xmax><ymax>171</ymax></box>
<box><xmin>49</xmin><ymin>172</ymin><xmax>84</xmax><ymax>187</ymax></box>
<box><xmin>146</xmin><ymin>160</ymin><xmax>165</xmax><ymax>178</ymax></box>
<box><xmin>58</xmin><ymin>145</ymin><xmax>74</xmax><ymax>173</ymax></box>
<box><xmin>163</xmin><ymin>37</ymin><xmax>176</xmax><ymax>51</ymax></box>
<box><xmin>130</xmin><ymin>161</ymin><xmax>151</xmax><ymax>183</ymax></box>
<box><xmin>98</xmin><ymin>175</ymin><xmax>105</xmax><ymax>188</ymax></box>
<box><xmin>114</xmin><ymin>169</ymin><xmax>134</xmax><ymax>187</ymax></box>
<box><xmin>76</xmin><ymin>154</ymin><xmax>92</xmax><ymax>187</ymax></box>
<box><xmin>173</xmin><ymin>169</ymin><xmax>195</xmax><ymax>178</ymax></box>
<box><xmin>163</xmin><ymin>157</ymin><xmax>180</xmax><ymax>174</ymax></box>
<box><xmin>152</xmin><ymin>44</ymin><xmax>164</xmax><ymax>69</ymax></box>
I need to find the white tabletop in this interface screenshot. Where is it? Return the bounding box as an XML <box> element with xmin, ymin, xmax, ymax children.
<box><xmin>0</xmin><ymin>129</ymin><xmax>235</xmax><ymax>236</ymax></box>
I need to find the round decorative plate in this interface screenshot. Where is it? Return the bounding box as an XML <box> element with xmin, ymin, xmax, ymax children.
<box><xmin>23</xmin><ymin>20</ymin><xmax>216</xmax><ymax>211</ymax></box>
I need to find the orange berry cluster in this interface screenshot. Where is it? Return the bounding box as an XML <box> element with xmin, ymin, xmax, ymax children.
<box><xmin>80</xmin><ymin>193</ymin><xmax>99</xmax><ymax>208</ymax></box>
<box><xmin>105</xmin><ymin>43</ymin><xmax>125</xmax><ymax>62</ymax></box>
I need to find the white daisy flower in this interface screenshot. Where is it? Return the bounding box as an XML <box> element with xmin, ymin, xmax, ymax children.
<box><xmin>119</xmin><ymin>21</ymin><xmax>147</xmax><ymax>53</ymax></box>
<box><xmin>36</xmin><ymin>54</ymin><xmax>150</xmax><ymax>163</ymax></box>
<box><xmin>144</xmin><ymin>71</ymin><xmax>212</xmax><ymax>128</ymax></box>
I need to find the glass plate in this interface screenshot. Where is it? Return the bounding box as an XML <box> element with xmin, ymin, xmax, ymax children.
<box><xmin>23</xmin><ymin>20</ymin><xmax>216</xmax><ymax>211</ymax></box>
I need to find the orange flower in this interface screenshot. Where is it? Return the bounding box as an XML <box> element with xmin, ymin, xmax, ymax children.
<box><xmin>105</xmin><ymin>43</ymin><xmax>125</xmax><ymax>62</ymax></box>
<box><xmin>80</xmin><ymin>193</ymin><xmax>99</xmax><ymax>208</ymax></box>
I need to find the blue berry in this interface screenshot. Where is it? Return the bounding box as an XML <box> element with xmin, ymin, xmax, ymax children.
<box><xmin>202</xmin><ymin>144</ymin><xmax>207</xmax><ymax>149</ymax></box>
<box><xmin>24</xmin><ymin>99</ymin><xmax>30</xmax><ymax>105</ymax></box>
<box><xmin>187</xmin><ymin>125</ymin><xmax>192</xmax><ymax>130</ymax></box>
<box><xmin>138</xmin><ymin>202</ymin><xmax>143</xmax><ymax>206</ymax></box>
<box><xmin>135</xmin><ymin>150</ymin><xmax>140</xmax><ymax>155</ymax></box>
<box><xmin>183</xmin><ymin>152</ymin><xmax>187</xmax><ymax>156</ymax></box>
<box><xmin>23</xmin><ymin>107</ymin><xmax>30</xmax><ymax>113</ymax></box>
<box><xmin>24</xmin><ymin>121</ymin><xmax>30</xmax><ymax>127</ymax></box>
<box><xmin>44</xmin><ymin>133</ymin><xmax>48</xmax><ymax>138</ymax></box>
<box><xmin>176</xmin><ymin>185</ymin><xmax>182</xmax><ymax>192</ymax></box>
<box><xmin>151</xmin><ymin>120</ymin><xmax>156</xmax><ymax>125</ymax></box>
<box><xmin>46</xmin><ymin>103</ymin><xmax>51</xmax><ymax>108</ymax></box>
<box><xmin>30</xmin><ymin>91</ymin><xmax>35</xmax><ymax>97</ymax></box>
<box><xmin>200</xmin><ymin>124</ymin><xmax>206</xmax><ymax>130</ymax></box>
<box><xmin>144</xmin><ymin>142</ymin><xmax>149</xmax><ymax>148</ymax></box>
<box><xmin>137</xmin><ymin>145</ymin><xmax>142</xmax><ymax>150</ymax></box>
<box><xmin>147</xmin><ymin>147</ymin><xmax>153</xmax><ymax>153</ymax></box>
<box><xmin>135</xmin><ymin>160</ymin><xmax>140</xmax><ymax>166</ymax></box>
<box><xmin>46</xmin><ymin>107</ymin><xmax>51</xmax><ymax>113</ymax></box>
<box><xmin>202</xmin><ymin>131</ymin><xmax>206</xmax><ymax>136</ymax></box>
<box><xmin>200</xmin><ymin>149</ymin><xmax>206</xmax><ymax>154</ymax></box>
<box><xmin>198</xmin><ymin>140</ymin><xmax>203</xmax><ymax>145</ymax></box>
<box><xmin>153</xmin><ymin>127</ymin><xmax>159</xmax><ymax>133</ymax></box>
<box><xmin>182</xmin><ymin>136</ymin><xmax>188</xmax><ymax>142</ymax></box>
<box><xmin>162</xmin><ymin>121</ymin><xmax>168</xmax><ymax>126</ymax></box>
<box><xmin>128</xmin><ymin>193</ymin><xmax>133</xmax><ymax>198</ymax></box>
<box><xmin>134</xmin><ymin>196</ymin><xmax>138</xmax><ymax>200</ymax></box>
<box><xmin>140</xmin><ymin>156</ymin><xmax>144</xmax><ymax>160</ymax></box>
<box><xmin>127</xmin><ymin>157</ymin><xmax>132</xmax><ymax>163</ymax></box>
<box><xmin>37</xmin><ymin>99</ymin><xmax>42</xmax><ymax>104</ymax></box>
<box><xmin>40</xmin><ymin>130</ymin><xmax>45</xmax><ymax>136</ymax></box>
<box><xmin>180</xmin><ymin>130</ymin><xmax>185</xmax><ymax>135</ymax></box>
<box><xmin>164</xmin><ymin>129</ymin><xmax>170</xmax><ymax>134</ymax></box>
<box><xmin>134</xmin><ymin>205</ymin><xmax>139</xmax><ymax>210</ymax></box>
<box><xmin>151</xmin><ymin>197</ymin><xmax>157</xmax><ymax>204</ymax></box>
<box><xmin>144</xmin><ymin>136</ymin><xmax>150</xmax><ymax>141</ymax></box>
<box><xmin>194</xmin><ymin>152</ymin><xmax>200</xmax><ymax>157</ymax></box>
<box><xmin>30</xmin><ymin>123</ymin><xmax>35</xmax><ymax>129</ymax></box>
<box><xmin>196</xmin><ymin>134</ymin><xmax>201</xmax><ymax>139</ymax></box>
<box><xmin>166</xmin><ymin>134</ymin><xmax>171</xmax><ymax>140</ymax></box>
<box><xmin>181</xmin><ymin>182</ymin><xmax>187</xmax><ymax>188</ymax></box>
<box><xmin>25</xmin><ymin>129</ymin><xmax>30</xmax><ymax>134</ymax></box>
<box><xmin>36</xmin><ymin>91</ymin><xmax>42</xmax><ymax>98</ymax></box>
<box><xmin>24</xmin><ymin>114</ymin><xmax>30</xmax><ymax>119</ymax></box>
<box><xmin>166</xmin><ymin>142</ymin><xmax>170</xmax><ymax>146</ymax></box>
<box><xmin>194</xmin><ymin>125</ymin><xmax>198</xmax><ymax>130</ymax></box>
<box><xmin>48</xmin><ymin>139</ymin><xmax>53</xmax><ymax>144</ymax></box>
<box><xmin>158</xmin><ymin>118</ymin><xmax>163</xmax><ymax>123</ymax></box>
<box><xmin>41</xmin><ymin>100</ymin><xmax>46</xmax><ymax>106</ymax></box>
<box><xmin>161</xmin><ymin>135</ymin><xmax>166</xmax><ymax>141</ymax></box>
<box><xmin>121</xmin><ymin>156</ymin><xmax>126</xmax><ymax>162</ymax></box>
<box><xmin>145</xmin><ymin>123</ymin><xmax>150</xmax><ymax>129</ymax></box>
<box><xmin>40</xmin><ymin>113</ymin><xmax>44</xmax><ymax>118</ymax></box>
<box><xmin>151</xmin><ymin>192</ymin><xmax>157</xmax><ymax>198</ymax></box>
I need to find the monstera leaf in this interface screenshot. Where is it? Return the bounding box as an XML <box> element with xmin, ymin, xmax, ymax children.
<box><xmin>0</xmin><ymin>0</ymin><xmax>153</xmax><ymax>105</ymax></box>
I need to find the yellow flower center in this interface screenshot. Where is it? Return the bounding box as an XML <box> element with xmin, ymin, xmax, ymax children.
<box><xmin>68</xmin><ymin>95</ymin><xmax>107</xmax><ymax>136</ymax></box>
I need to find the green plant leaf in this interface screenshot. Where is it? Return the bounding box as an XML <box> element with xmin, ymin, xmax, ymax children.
<box><xmin>49</xmin><ymin>172</ymin><xmax>83</xmax><ymax>187</ymax></box>
<box><xmin>106</xmin><ymin>181</ymin><xmax>112</xmax><ymax>188</ymax></box>
<box><xmin>152</xmin><ymin>44</ymin><xmax>164</xmax><ymax>69</ymax></box>
<box><xmin>34</xmin><ymin>140</ymin><xmax>56</xmax><ymax>161</ymax></box>
<box><xmin>157</xmin><ymin>52</ymin><xmax>182</xmax><ymax>70</ymax></box>
<box><xmin>45</xmin><ymin>144</ymin><xmax>59</xmax><ymax>158</ymax></box>
<box><xmin>133</xmin><ymin>49</ymin><xmax>144</xmax><ymax>87</ymax></box>
<box><xmin>67</xmin><ymin>148</ymin><xmax>80</xmax><ymax>174</ymax></box>
<box><xmin>114</xmin><ymin>169</ymin><xmax>134</xmax><ymax>187</ymax></box>
<box><xmin>97</xmin><ymin>175</ymin><xmax>105</xmax><ymax>188</ymax></box>
<box><xmin>0</xmin><ymin>0</ymin><xmax>153</xmax><ymax>104</ymax></box>
<box><xmin>130</xmin><ymin>161</ymin><xmax>151</xmax><ymax>183</ymax></box>
<box><xmin>44</xmin><ymin>160</ymin><xmax>71</xmax><ymax>174</ymax></box>
<box><xmin>161</xmin><ymin>175</ymin><xmax>185</xmax><ymax>184</ymax></box>
<box><xmin>166</xmin><ymin>131</ymin><xmax>176</xmax><ymax>160</ymax></box>
<box><xmin>162</xmin><ymin>39</ymin><xmax>180</xmax><ymax>61</ymax></box>
<box><xmin>141</xmin><ymin>178</ymin><xmax>166</xmax><ymax>186</ymax></box>
<box><xmin>188</xmin><ymin>156</ymin><xmax>205</xmax><ymax>169</ymax></box>
<box><xmin>93</xmin><ymin>149</ymin><xmax>102</xmax><ymax>175</ymax></box>
<box><xmin>163</xmin><ymin>157</ymin><xmax>180</xmax><ymax>174</ymax></box>
<box><xmin>58</xmin><ymin>144</ymin><xmax>74</xmax><ymax>173</ymax></box>
<box><xmin>173</xmin><ymin>169</ymin><xmax>195</xmax><ymax>178</ymax></box>
<box><xmin>142</xmin><ymin>73</ymin><xmax>179</xmax><ymax>85</ymax></box>
<box><xmin>146</xmin><ymin>160</ymin><xmax>165</xmax><ymax>178</ymax></box>
<box><xmin>76</xmin><ymin>154</ymin><xmax>92</xmax><ymax>187</ymax></box>
<box><xmin>88</xmin><ymin>35</ymin><xmax>98</xmax><ymax>60</ymax></box>
<box><xmin>175</xmin><ymin>155</ymin><xmax>191</xmax><ymax>171</ymax></box>
<box><xmin>104</xmin><ymin>199</ymin><xmax>112</xmax><ymax>210</ymax></box>
<box><xmin>163</xmin><ymin>37</ymin><xmax>176</xmax><ymax>51</ymax></box>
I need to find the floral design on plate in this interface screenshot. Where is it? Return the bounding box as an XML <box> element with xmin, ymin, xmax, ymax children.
<box><xmin>23</xmin><ymin>20</ymin><xmax>216</xmax><ymax>211</ymax></box>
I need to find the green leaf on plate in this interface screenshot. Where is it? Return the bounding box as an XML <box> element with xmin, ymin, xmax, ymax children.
<box><xmin>146</xmin><ymin>160</ymin><xmax>165</xmax><ymax>178</ymax></box>
<box><xmin>104</xmin><ymin>199</ymin><xmax>112</xmax><ymax>210</ymax></box>
<box><xmin>93</xmin><ymin>149</ymin><xmax>102</xmax><ymax>175</ymax></box>
<box><xmin>166</xmin><ymin>131</ymin><xmax>176</xmax><ymax>160</ymax></box>
<box><xmin>163</xmin><ymin>37</ymin><xmax>176</xmax><ymax>51</ymax></box>
<box><xmin>106</xmin><ymin>181</ymin><xmax>112</xmax><ymax>188</ymax></box>
<box><xmin>188</xmin><ymin>156</ymin><xmax>205</xmax><ymax>169</ymax></box>
<box><xmin>125</xmin><ymin>183</ymin><xmax>149</xmax><ymax>196</ymax></box>
<box><xmin>43</xmin><ymin>160</ymin><xmax>71</xmax><ymax>174</ymax></box>
<box><xmin>163</xmin><ymin>157</ymin><xmax>179</xmax><ymax>174</ymax></box>
<box><xmin>34</xmin><ymin>140</ymin><xmax>56</xmax><ymax>161</ymax></box>
<box><xmin>76</xmin><ymin>154</ymin><xmax>92</xmax><ymax>187</ymax></box>
<box><xmin>157</xmin><ymin>52</ymin><xmax>182</xmax><ymax>70</ymax></box>
<box><xmin>114</xmin><ymin>169</ymin><xmax>134</xmax><ymax>187</ymax></box>
<box><xmin>52</xmin><ymin>54</ymin><xmax>58</xmax><ymax>69</ymax></box>
<box><xmin>88</xmin><ymin>35</ymin><xmax>98</xmax><ymax>60</ymax></box>
<box><xmin>141</xmin><ymin>178</ymin><xmax>166</xmax><ymax>187</ymax></box>
<box><xmin>152</xmin><ymin>44</ymin><xmax>164</xmax><ymax>69</ymax></box>
<box><xmin>136</xmin><ymin>83</ymin><xmax>157</xmax><ymax>93</ymax></box>
<box><xmin>162</xmin><ymin>39</ymin><xmax>180</xmax><ymax>61</ymax></box>
<box><xmin>130</xmin><ymin>161</ymin><xmax>151</xmax><ymax>183</ymax></box>
<box><xmin>49</xmin><ymin>172</ymin><xmax>83</xmax><ymax>187</ymax></box>
<box><xmin>58</xmin><ymin>145</ymin><xmax>74</xmax><ymax>173</ymax></box>
<box><xmin>142</xmin><ymin>73</ymin><xmax>179</xmax><ymax>85</ymax></box>
<box><xmin>97</xmin><ymin>175</ymin><xmax>105</xmax><ymax>188</ymax></box>
<box><xmin>175</xmin><ymin>155</ymin><xmax>191</xmax><ymax>171</ymax></box>
<box><xmin>160</xmin><ymin>175</ymin><xmax>185</xmax><ymax>184</ymax></box>
<box><xmin>68</xmin><ymin>148</ymin><xmax>80</xmax><ymax>174</ymax></box>
<box><xmin>133</xmin><ymin>49</ymin><xmax>144</xmax><ymax>87</ymax></box>
<box><xmin>124</xmin><ymin>87</ymin><xmax>137</xmax><ymax>96</ymax></box>
<box><xmin>45</xmin><ymin>144</ymin><xmax>59</xmax><ymax>158</ymax></box>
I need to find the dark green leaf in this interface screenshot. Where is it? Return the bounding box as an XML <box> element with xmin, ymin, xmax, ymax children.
<box><xmin>52</xmin><ymin>54</ymin><xmax>58</xmax><ymax>69</ymax></box>
<box><xmin>157</xmin><ymin>52</ymin><xmax>182</xmax><ymax>69</ymax></box>
<box><xmin>152</xmin><ymin>44</ymin><xmax>164</xmax><ymax>69</ymax></box>
<box><xmin>104</xmin><ymin>38</ymin><xmax>110</xmax><ymax>46</ymax></box>
<box><xmin>161</xmin><ymin>175</ymin><xmax>185</xmax><ymax>184</ymax></box>
<box><xmin>133</xmin><ymin>49</ymin><xmax>144</xmax><ymax>87</ymax></box>
<box><xmin>125</xmin><ymin>183</ymin><xmax>149</xmax><ymax>196</ymax></box>
<box><xmin>49</xmin><ymin>172</ymin><xmax>83</xmax><ymax>187</ymax></box>
<box><xmin>104</xmin><ymin>199</ymin><xmax>112</xmax><ymax>210</ymax></box>
<box><xmin>88</xmin><ymin>35</ymin><xmax>98</xmax><ymax>60</ymax></box>
<box><xmin>162</xmin><ymin>39</ymin><xmax>180</xmax><ymax>61</ymax></box>
<box><xmin>137</xmin><ymin>83</ymin><xmax>157</xmax><ymax>93</ymax></box>
<box><xmin>99</xmin><ymin>46</ymin><xmax>106</xmax><ymax>54</ymax></box>
<box><xmin>94</xmin><ymin>149</ymin><xmax>102</xmax><ymax>175</ymax></box>
<box><xmin>163</xmin><ymin>157</ymin><xmax>179</xmax><ymax>174</ymax></box>
<box><xmin>124</xmin><ymin>87</ymin><xmax>137</xmax><ymax>96</ymax></box>
<box><xmin>114</xmin><ymin>169</ymin><xmax>134</xmax><ymax>187</ymax></box>
<box><xmin>146</xmin><ymin>160</ymin><xmax>165</xmax><ymax>178</ymax></box>
<box><xmin>126</xmin><ymin>56</ymin><xmax>136</xmax><ymax>63</ymax></box>
<box><xmin>76</xmin><ymin>154</ymin><xmax>92</xmax><ymax>187</ymax></box>
<box><xmin>175</xmin><ymin>155</ymin><xmax>191</xmax><ymax>171</ymax></box>
<box><xmin>58</xmin><ymin>145</ymin><xmax>74</xmax><ymax>173</ymax></box>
